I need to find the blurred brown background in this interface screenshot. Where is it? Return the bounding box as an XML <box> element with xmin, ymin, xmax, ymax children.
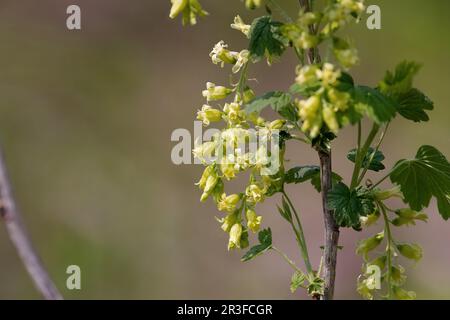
<box><xmin>0</xmin><ymin>0</ymin><xmax>449</xmax><ymax>299</ymax></box>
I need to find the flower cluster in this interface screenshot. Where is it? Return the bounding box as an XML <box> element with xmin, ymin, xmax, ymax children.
<box><xmin>192</xmin><ymin>21</ymin><xmax>288</xmax><ymax>250</ymax></box>
<box><xmin>295</xmin><ymin>63</ymin><xmax>351</xmax><ymax>137</ymax></box>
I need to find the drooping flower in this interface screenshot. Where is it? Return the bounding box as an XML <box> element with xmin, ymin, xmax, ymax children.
<box><xmin>169</xmin><ymin>0</ymin><xmax>208</xmax><ymax>26</ymax></box>
<box><xmin>231</xmin><ymin>15</ymin><xmax>251</xmax><ymax>37</ymax></box>
<box><xmin>228</xmin><ymin>223</ymin><xmax>243</xmax><ymax>250</ymax></box>
<box><xmin>217</xmin><ymin>193</ymin><xmax>241</xmax><ymax>212</ymax></box>
<box><xmin>246</xmin><ymin>209</ymin><xmax>262</xmax><ymax>233</ymax></box>
<box><xmin>202</xmin><ymin>82</ymin><xmax>233</xmax><ymax>101</ymax></box>
<box><xmin>196</xmin><ymin>104</ymin><xmax>222</xmax><ymax>126</ymax></box>
<box><xmin>210</xmin><ymin>41</ymin><xmax>238</xmax><ymax>67</ymax></box>
<box><xmin>232</xmin><ymin>50</ymin><xmax>250</xmax><ymax>74</ymax></box>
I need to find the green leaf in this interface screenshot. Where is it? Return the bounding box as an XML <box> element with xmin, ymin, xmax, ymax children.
<box><xmin>390</xmin><ymin>145</ymin><xmax>450</xmax><ymax>220</ymax></box>
<box><xmin>379</xmin><ymin>61</ymin><xmax>421</xmax><ymax>97</ymax></box>
<box><xmin>241</xmin><ymin>228</ymin><xmax>273</xmax><ymax>262</ymax></box>
<box><xmin>248</xmin><ymin>16</ymin><xmax>286</xmax><ymax>62</ymax></box>
<box><xmin>289</xmin><ymin>82</ymin><xmax>321</xmax><ymax>97</ymax></box>
<box><xmin>285</xmin><ymin>166</ymin><xmax>320</xmax><ymax>184</ymax></box>
<box><xmin>310</xmin><ymin>172</ymin><xmax>343</xmax><ymax>192</ymax></box>
<box><xmin>327</xmin><ymin>183</ymin><xmax>375</xmax><ymax>228</ymax></box>
<box><xmin>395</xmin><ymin>88</ymin><xmax>434</xmax><ymax>122</ymax></box>
<box><xmin>352</xmin><ymin>86</ymin><xmax>397</xmax><ymax>124</ymax></box>
<box><xmin>336</xmin><ymin>72</ymin><xmax>355</xmax><ymax>92</ymax></box>
<box><xmin>245</xmin><ymin>91</ymin><xmax>298</xmax><ymax>121</ymax></box>
<box><xmin>290</xmin><ymin>271</ymin><xmax>306</xmax><ymax>293</ymax></box>
<box><xmin>285</xmin><ymin>166</ymin><xmax>342</xmax><ymax>192</ymax></box>
<box><xmin>347</xmin><ymin>147</ymin><xmax>386</xmax><ymax>172</ymax></box>
<box><xmin>277</xmin><ymin>196</ymin><xmax>292</xmax><ymax>223</ymax></box>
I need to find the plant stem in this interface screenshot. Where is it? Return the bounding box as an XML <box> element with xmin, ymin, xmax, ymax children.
<box><xmin>298</xmin><ymin>0</ymin><xmax>337</xmax><ymax>299</ymax></box>
<box><xmin>380</xmin><ymin>203</ymin><xmax>393</xmax><ymax>299</ymax></box>
<box><xmin>350</xmin><ymin>123</ymin><xmax>380</xmax><ymax>190</ymax></box>
<box><xmin>268</xmin><ymin>0</ymin><xmax>293</xmax><ymax>23</ymax></box>
<box><xmin>282</xmin><ymin>191</ymin><xmax>313</xmax><ymax>274</ymax></box>
<box><xmin>273</xmin><ymin>246</ymin><xmax>305</xmax><ymax>274</ymax></box>
<box><xmin>357</xmin><ymin>123</ymin><xmax>390</xmax><ymax>186</ymax></box>
<box><xmin>318</xmin><ymin>150</ymin><xmax>339</xmax><ymax>300</ymax></box>
<box><xmin>0</xmin><ymin>147</ymin><xmax>62</xmax><ymax>300</ymax></box>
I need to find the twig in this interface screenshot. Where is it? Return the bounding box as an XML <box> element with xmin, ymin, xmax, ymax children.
<box><xmin>298</xmin><ymin>0</ymin><xmax>337</xmax><ymax>300</ymax></box>
<box><xmin>318</xmin><ymin>150</ymin><xmax>339</xmax><ymax>300</ymax></box>
<box><xmin>0</xmin><ymin>147</ymin><xmax>62</xmax><ymax>300</ymax></box>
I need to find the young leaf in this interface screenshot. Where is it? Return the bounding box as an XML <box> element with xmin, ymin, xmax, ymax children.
<box><xmin>347</xmin><ymin>147</ymin><xmax>386</xmax><ymax>172</ymax></box>
<box><xmin>352</xmin><ymin>86</ymin><xmax>397</xmax><ymax>124</ymax></box>
<box><xmin>379</xmin><ymin>61</ymin><xmax>421</xmax><ymax>97</ymax></box>
<box><xmin>390</xmin><ymin>145</ymin><xmax>450</xmax><ymax>220</ymax></box>
<box><xmin>327</xmin><ymin>183</ymin><xmax>375</xmax><ymax>228</ymax></box>
<box><xmin>277</xmin><ymin>196</ymin><xmax>292</xmax><ymax>223</ymax></box>
<box><xmin>395</xmin><ymin>88</ymin><xmax>434</xmax><ymax>122</ymax></box>
<box><xmin>245</xmin><ymin>91</ymin><xmax>298</xmax><ymax>121</ymax></box>
<box><xmin>248</xmin><ymin>16</ymin><xmax>286</xmax><ymax>62</ymax></box>
<box><xmin>241</xmin><ymin>228</ymin><xmax>273</xmax><ymax>262</ymax></box>
<box><xmin>290</xmin><ymin>271</ymin><xmax>306</xmax><ymax>293</ymax></box>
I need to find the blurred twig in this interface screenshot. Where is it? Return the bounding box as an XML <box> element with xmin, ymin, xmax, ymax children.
<box><xmin>0</xmin><ymin>147</ymin><xmax>62</xmax><ymax>300</ymax></box>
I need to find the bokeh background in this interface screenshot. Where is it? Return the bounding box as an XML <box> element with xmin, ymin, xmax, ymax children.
<box><xmin>0</xmin><ymin>0</ymin><xmax>449</xmax><ymax>299</ymax></box>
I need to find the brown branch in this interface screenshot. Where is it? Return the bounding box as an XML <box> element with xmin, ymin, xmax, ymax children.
<box><xmin>318</xmin><ymin>150</ymin><xmax>339</xmax><ymax>300</ymax></box>
<box><xmin>0</xmin><ymin>147</ymin><xmax>62</xmax><ymax>300</ymax></box>
<box><xmin>298</xmin><ymin>0</ymin><xmax>339</xmax><ymax>300</ymax></box>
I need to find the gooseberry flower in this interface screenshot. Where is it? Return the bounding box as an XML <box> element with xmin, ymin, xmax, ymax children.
<box><xmin>232</xmin><ymin>50</ymin><xmax>250</xmax><ymax>74</ymax></box>
<box><xmin>197</xmin><ymin>104</ymin><xmax>222</xmax><ymax>126</ymax></box>
<box><xmin>231</xmin><ymin>15</ymin><xmax>251</xmax><ymax>37</ymax></box>
<box><xmin>246</xmin><ymin>209</ymin><xmax>262</xmax><ymax>233</ymax></box>
<box><xmin>217</xmin><ymin>193</ymin><xmax>241</xmax><ymax>212</ymax></box>
<box><xmin>210</xmin><ymin>41</ymin><xmax>238</xmax><ymax>67</ymax></box>
<box><xmin>202</xmin><ymin>82</ymin><xmax>233</xmax><ymax>101</ymax></box>
<box><xmin>228</xmin><ymin>223</ymin><xmax>243</xmax><ymax>250</ymax></box>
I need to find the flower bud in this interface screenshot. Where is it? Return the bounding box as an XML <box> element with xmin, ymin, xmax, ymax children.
<box><xmin>356</xmin><ymin>232</ymin><xmax>384</xmax><ymax>258</ymax></box>
<box><xmin>396</xmin><ymin>243</ymin><xmax>423</xmax><ymax>261</ymax></box>
<box><xmin>197</xmin><ymin>105</ymin><xmax>222</xmax><ymax>126</ymax></box>
<box><xmin>390</xmin><ymin>265</ymin><xmax>406</xmax><ymax>286</ymax></box>
<box><xmin>246</xmin><ymin>209</ymin><xmax>262</xmax><ymax>233</ymax></box>
<box><xmin>196</xmin><ymin>165</ymin><xmax>214</xmax><ymax>189</ymax></box>
<box><xmin>245</xmin><ymin>0</ymin><xmax>262</xmax><ymax>10</ymax></box>
<box><xmin>169</xmin><ymin>0</ymin><xmax>189</xmax><ymax>19</ymax></box>
<box><xmin>392</xmin><ymin>286</ymin><xmax>416</xmax><ymax>300</ymax></box>
<box><xmin>269</xmin><ymin>119</ymin><xmax>286</xmax><ymax>130</ymax></box>
<box><xmin>228</xmin><ymin>223</ymin><xmax>243</xmax><ymax>250</ymax></box>
<box><xmin>373</xmin><ymin>186</ymin><xmax>403</xmax><ymax>201</ymax></box>
<box><xmin>200</xmin><ymin>174</ymin><xmax>219</xmax><ymax>202</ymax></box>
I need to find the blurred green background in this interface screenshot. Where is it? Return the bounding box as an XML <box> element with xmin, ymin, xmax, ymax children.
<box><xmin>0</xmin><ymin>0</ymin><xmax>449</xmax><ymax>299</ymax></box>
